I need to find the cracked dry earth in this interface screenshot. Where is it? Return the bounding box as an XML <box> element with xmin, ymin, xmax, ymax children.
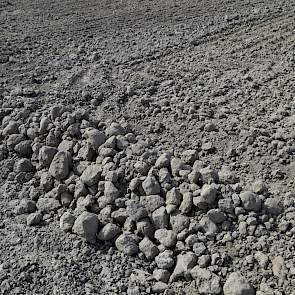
<box><xmin>0</xmin><ymin>0</ymin><xmax>295</xmax><ymax>294</ymax></box>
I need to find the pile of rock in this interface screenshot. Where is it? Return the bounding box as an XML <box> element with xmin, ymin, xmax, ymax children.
<box><xmin>0</xmin><ymin>104</ymin><xmax>288</xmax><ymax>293</ymax></box>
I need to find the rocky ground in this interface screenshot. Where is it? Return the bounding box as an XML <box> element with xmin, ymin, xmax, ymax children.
<box><xmin>0</xmin><ymin>0</ymin><xmax>295</xmax><ymax>294</ymax></box>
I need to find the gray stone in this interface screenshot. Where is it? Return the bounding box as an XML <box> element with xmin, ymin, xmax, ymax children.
<box><xmin>207</xmin><ymin>209</ymin><xmax>226</xmax><ymax>224</ymax></box>
<box><xmin>179</xmin><ymin>192</ymin><xmax>193</xmax><ymax>214</ymax></box>
<box><xmin>80</xmin><ymin>164</ymin><xmax>101</xmax><ymax>186</ymax></box>
<box><xmin>14</xmin><ymin>158</ymin><xmax>34</xmax><ymax>173</ymax></box>
<box><xmin>254</xmin><ymin>251</ymin><xmax>269</xmax><ymax>269</ymax></box>
<box><xmin>155</xmin><ymin>153</ymin><xmax>170</xmax><ymax>169</ymax></box>
<box><xmin>139</xmin><ymin>237</ymin><xmax>159</xmax><ymax>260</ymax></box>
<box><xmin>84</xmin><ymin>128</ymin><xmax>106</xmax><ymax>149</ymax></box>
<box><xmin>223</xmin><ymin>272</ymin><xmax>255</xmax><ymax>295</ymax></box>
<box><xmin>218</xmin><ymin>198</ymin><xmax>234</xmax><ymax>214</ymax></box>
<box><xmin>166</xmin><ymin>187</ymin><xmax>182</xmax><ymax>206</ymax></box>
<box><xmin>60</xmin><ymin>192</ymin><xmax>73</xmax><ymax>207</ymax></box>
<box><xmin>126</xmin><ymin>200</ymin><xmax>148</xmax><ymax>222</ymax></box>
<box><xmin>193</xmin><ymin>242</ymin><xmax>207</xmax><ymax>256</ymax></box>
<box><xmin>40</xmin><ymin>172</ymin><xmax>54</xmax><ymax>192</ymax></box>
<box><xmin>272</xmin><ymin>256</ymin><xmax>287</xmax><ymax>278</ymax></box>
<box><xmin>15</xmin><ymin>199</ymin><xmax>36</xmax><ymax>214</ymax></box>
<box><xmin>152</xmin><ymin>282</ymin><xmax>168</xmax><ymax>294</ymax></box>
<box><xmin>49</xmin><ymin>151</ymin><xmax>72</xmax><ymax>180</ymax></box>
<box><xmin>3</xmin><ymin>121</ymin><xmax>19</xmax><ymax>136</ymax></box>
<box><xmin>134</xmin><ymin>161</ymin><xmax>150</xmax><ymax>175</ymax></box>
<box><xmin>200</xmin><ymin>216</ymin><xmax>218</xmax><ymax>234</ymax></box>
<box><xmin>26</xmin><ymin>212</ymin><xmax>42</xmax><ymax>226</ymax></box>
<box><xmin>153</xmin><ymin>269</ymin><xmax>170</xmax><ymax>283</ymax></box>
<box><xmin>240</xmin><ymin>191</ymin><xmax>261</xmax><ymax>212</ymax></box>
<box><xmin>104</xmin><ymin>181</ymin><xmax>120</xmax><ymax>203</ymax></box>
<box><xmin>170</xmin><ymin>214</ymin><xmax>190</xmax><ymax>233</ymax></box>
<box><xmin>263</xmin><ymin>198</ymin><xmax>283</xmax><ymax>215</ymax></box>
<box><xmin>72</xmin><ymin>212</ymin><xmax>99</xmax><ymax>243</ymax></box>
<box><xmin>170</xmin><ymin>252</ymin><xmax>197</xmax><ymax>282</ymax></box>
<box><xmin>252</xmin><ymin>180</ymin><xmax>268</xmax><ymax>194</ymax></box>
<box><xmin>38</xmin><ymin>146</ymin><xmax>58</xmax><ymax>167</ymax></box>
<box><xmin>36</xmin><ymin>197</ymin><xmax>60</xmax><ymax>213</ymax></box>
<box><xmin>97</xmin><ymin>223</ymin><xmax>121</xmax><ymax>240</ymax></box>
<box><xmin>199</xmin><ymin>167</ymin><xmax>219</xmax><ymax>184</ymax></box>
<box><xmin>140</xmin><ymin>194</ymin><xmax>165</xmax><ymax>213</ymax></box>
<box><xmin>136</xmin><ymin>219</ymin><xmax>154</xmax><ymax>238</ymax></box>
<box><xmin>60</xmin><ymin>212</ymin><xmax>75</xmax><ymax>232</ymax></box>
<box><xmin>14</xmin><ymin>140</ymin><xmax>32</xmax><ymax>156</ymax></box>
<box><xmin>200</xmin><ymin>184</ymin><xmax>217</xmax><ymax>204</ymax></box>
<box><xmin>142</xmin><ymin>176</ymin><xmax>161</xmax><ymax>195</ymax></box>
<box><xmin>181</xmin><ymin>149</ymin><xmax>198</xmax><ymax>164</ymax></box>
<box><xmin>171</xmin><ymin>157</ymin><xmax>191</xmax><ymax>177</ymax></box>
<box><xmin>218</xmin><ymin>166</ymin><xmax>238</xmax><ymax>184</ymax></box>
<box><xmin>151</xmin><ymin>206</ymin><xmax>169</xmax><ymax>229</ymax></box>
<box><xmin>155</xmin><ymin>250</ymin><xmax>175</xmax><ymax>269</ymax></box>
<box><xmin>105</xmin><ymin>122</ymin><xmax>125</xmax><ymax>137</ymax></box>
<box><xmin>154</xmin><ymin>229</ymin><xmax>177</xmax><ymax>248</ymax></box>
<box><xmin>191</xmin><ymin>266</ymin><xmax>222</xmax><ymax>295</ymax></box>
<box><xmin>115</xmin><ymin>233</ymin><xmax>139</xmax><ymax>256</ymax></box>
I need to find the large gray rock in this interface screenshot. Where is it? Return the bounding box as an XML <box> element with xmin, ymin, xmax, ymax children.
<box><xmin>104</xmin><ymin>181</ymin><xmax>120</xmax><ymax>203</ymax></box>
<box><xmin>142</xmin><ymin>176</ymin><xmax>161</xmax><ymax>195</ymax></box>
<box><xmin>14</xmin><ymin>158</ymin><xmax>34</xmax><ymax>173</ymax></box>
<box><xmin>240</xmin><ymin>191</ymin><xmax>261</xmax><ymax>212</ymax></box>
<box><xmin>15</xmin><ymin>199</ymin><xmax>36</xmax><ymax>215</ymax></box>
<box><xmin>152</xmin><ymin>207</ymin><xmax>169</xmax><ymax>229</ymax></box>
<box><xmin>155</xmin><ymin>250</ymin><xmax>175</xmax><ymax>269</ymax></box>
<box><xmin>191</xmin><ymin>266</ymin><xmax>222</xmax><ymax>294</ymax></box>
<box><xmin>72</xmin><ymin>212</ymin><xmax>99</xmax><ymax>243</ymax></box>
<box><xmin>170</xmin><ymin>252</ymin><xmax>197</xmax><ymax>282</ymax></box>
<box><xmin>38</xmin><ymin>146</ymin><xmax>58</xmax><ymax>167</ymax></box>
<box><xmin>97</xmin><ymin>223</ymin><xmax>121</xmax><ymax>241</ymax></box>
<box><xmin>140</xmin><ymin>195</ymin><xmax>165</xmax><ymax>213</ymax></box>
<box><xmin>154</xmin><ymin>229</ymin><xmax>177</xmax><ymax>248</ymax></box>
<box><xmin>139</xmin><ymin>237</ymin><xmax>159</xmax><ymax>260</ymax></box>
<box><xmin>49</xmin><ymin>151</ymin><xmax>72</xmax><ymax>180</ymax></box>
<box><xmin>115</xmin><ymin>233</ymin><xmax>139</xmax><ymax>256</ymax></box>
<box><xmin>166</xmin><ymin>187</ymin><xmax>182</xmax><ymax>206</ymax></box>
<box><xmin>223</xmin><ymin>272</ymin><xmax>255</xmax><ymax>295</ymax></box>
<box><xmin>80</xmin><ymin>164</ymin><xmax>101</xmax><ymax>186</ymax></box>
<box><xmin>263</xmin><ymin>198</ymin><xmax>283</xmax><ymax>215</ymax></box>
<box><xmin>36</xmin><ymin>197</ymin><xmax>60</xmax><ymax>213</ymax></box>
<box><xmin>170</xmin><ymin>214</ymin><xmax>190</xmax><ymax>233</ymax></box>
<box><xmin>60</xmin><ymin>212</ymin><xmax>75</xmax><ymax>232</ymax></box>
<box><xmin>84</xmin><ymin>128</ymin><xmax>106</xmax><ymax>149</ymax></box>
<box><xmin>200</xmin><ymin>184</ymin><xmax>217</xmax><ymax>205</ymax></box>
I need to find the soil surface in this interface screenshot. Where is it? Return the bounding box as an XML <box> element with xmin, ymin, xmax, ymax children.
<box><xmin>0</xmin><ymin>0</ymin><xmax>294</xmax><ymax>294</ymax></box>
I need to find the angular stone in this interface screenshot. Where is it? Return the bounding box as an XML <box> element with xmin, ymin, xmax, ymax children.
<box><xmin>115</xmin><ymin>233</ymin><xmax>139</xmax><ymax>256</ymax></box>
<box><xmin>38</xmin><ymin>146</ymin><xmax>58</xmax><ymax>167</ymax></box>
<box><xmin>97</xmin><ymin>223</ymin><xmax>121</xmax><ymax>240</ymax></box>
<box><xmin>154</xmin><ymin>229</ymin><xmax>177</xmax><ymax>248</ymax></box>
<box><xmin>155</xmin><ymin>250</ymin><xmax>175</xmax><ymax>269</ymax></box>
<box><xmin>223</xmin><ymin>272</ymin><xmax>255</xmax><ymax>295</ymax></box>
<box><xmin>84</xmin><ymin>128</ymin><xmax>106</xmax><ymax>149</ymax></box>
<box><xmin>72</xmin><ymin>212</ymin><xmax>99</xmax><ymax>243</ymax></box>
<box><xmin>140</xmin><ymin>195</ymin><xmax>165</xmax><ymax>213</ymax></box>
<box><xmin>139</xmin><ymin>237</ymin><xmax>159</xmax><ymax>260</ymax></box>
<box><xmin>240</xmin><ymin>191</ymin><xmax>261</xmax><ymax>212</ymax></box>
<box><xmin>191</xmin><ymin>266</ymin><xmax>222</xmax><ymax>295</ymax></box>
<box><xmin>170</xmin><ymin>252</ymin><xmax>197</xmax><ymax>282</ymax></box>
<box><xmin>49</xmin><ymin>151</ymin><xmax>72</xmax><ymax>180</ymax></box>
<box><xmin>80</xmin><ymin>164</ymin><xmax>101</xmax><ymax>186</ymax></box>
<box><xmin>152</xmin><ymin>207</ymin><xmax>169</xmax><ymax>229</ymax></box>
<box><xmin>60</xmin><ymin>212</ymin><xmax>75</xmax><ymax>232</ymax></box>
<box><xmin>142</xmin><ymin>176</ymin><xmax>161</xmax><ymax>195</ymax></box>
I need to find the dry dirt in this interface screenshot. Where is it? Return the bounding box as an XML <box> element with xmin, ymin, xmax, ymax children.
<box><xmin>0</xmin><ymin>0</ymin><xmax>294</xmax><ymax>294</ymax></box>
